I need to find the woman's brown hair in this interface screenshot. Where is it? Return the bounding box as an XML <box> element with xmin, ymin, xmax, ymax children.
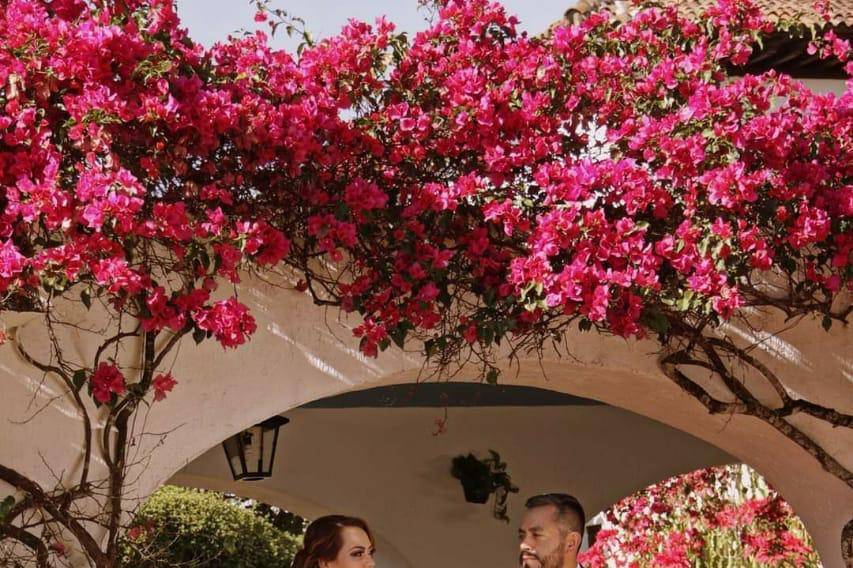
<box><xmin>291</xmin><ymin>515</ymin><xmax>374</xmax><ymax>568</ymax></box>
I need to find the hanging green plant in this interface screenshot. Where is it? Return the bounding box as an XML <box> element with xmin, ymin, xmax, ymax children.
<box><xmin>450</xmin><ymin>450</ymin><xmax>519</xmax><ymax>522</ymax></box>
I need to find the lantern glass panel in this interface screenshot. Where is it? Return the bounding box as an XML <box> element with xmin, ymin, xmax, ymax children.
<box><xmin>242</xmin><ymin>426</ymin><xmax>264</xmax><ymax>480</ymax></box>
<box><xmin>222</xmin><ymin>416</ymin><xmax>289</xmax><ymax>481</ymax></box>
<box><xmin>261</xmin><ymin>427</ymin><xmax>276</xmax><ymax>476</ymax></box>
<box><xmin>222</xmin><ymin>435</ymin><xmax>244</xmax><ymax>480</ymax></box>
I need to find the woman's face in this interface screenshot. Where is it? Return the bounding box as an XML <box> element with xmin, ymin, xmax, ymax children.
<box><xmin>320</xmin><ymin>526</ymin><xmax>376</xmax><ymax>568</ymax></box>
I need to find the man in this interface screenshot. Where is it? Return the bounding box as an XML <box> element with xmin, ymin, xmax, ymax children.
<box><xmin>518</xmin><ymin>493</ymin><xmax>586</xmax><ymax>568</ymax></box>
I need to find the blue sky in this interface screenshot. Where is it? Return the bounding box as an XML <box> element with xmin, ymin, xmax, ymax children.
<box><xmin>177</xmin><ymin>0</ymin><xmax>573</xmax><ymax>52</ymax></box>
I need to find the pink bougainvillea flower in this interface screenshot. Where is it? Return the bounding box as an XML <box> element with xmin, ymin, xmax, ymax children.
<box><xmin>152</xmin><ymin>372</ymin><xmax>177</xmax><ymax>402</ymax></box>
<box><xmin>193</xmin><ymin>298</ymin><xmax>257</xmax><ymax>349</ymax></box>
<box><xmin>90</xmin><ymin>363</ymin><xmax>126</xmax><ymax>403</ymax></box>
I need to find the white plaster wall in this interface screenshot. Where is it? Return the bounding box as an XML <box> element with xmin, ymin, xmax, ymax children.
<box><xmin>802</xmin><ymin>78</ymin><xmax>846</xmax><ymax>96</ymax></box>
<box><xmin>0</xmin><ymin>274</ymin><xmax>851</xmax><ymax>566</ymax></box>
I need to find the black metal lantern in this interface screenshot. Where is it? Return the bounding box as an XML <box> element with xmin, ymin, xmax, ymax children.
<box><xmin>222</xmin><ymin>416</ymin><xmax>289</xmax><ymax>481</ymax></box>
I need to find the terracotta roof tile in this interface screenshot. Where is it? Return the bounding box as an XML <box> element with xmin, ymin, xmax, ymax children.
<box><xmin>553</xmin><ymin>1</ymin><xmax>852</xmax><ymax>78</ymax></box>
<box><xmin>661</xmin><ymin>0</ymin><xmax>853</xmax><ymax>28</ymax></box>
<box><xmin>559</xmin><ymin>0</ymin><xmax>853</xmax><ymax>28</ymax></box>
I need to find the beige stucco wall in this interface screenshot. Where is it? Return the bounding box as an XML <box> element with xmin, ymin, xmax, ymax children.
<box><xmin>1</xmin><ymin>273</ymin><xmax>851</xmax><ymax>566</ymax></box>
<box><xmin>803</xmin><ymin>78</ymin><xmax>846</xmax><ymax>96</ymax></box>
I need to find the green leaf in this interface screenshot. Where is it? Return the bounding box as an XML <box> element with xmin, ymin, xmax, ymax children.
<box><xmin>389</xmin><ymin>326</ymin><xmax>407</xmax><ymax>349</ymax></box>
<box><xmin>72</xmin><ymin>369</ymin><xmax>87</xmax><ymax>392</ymax></box>
<box><xmin>676</xmin><ymin>290</ymin><xmax>695</xmax><ymax>312</ymax></box>
<box><xmin>641</xmin><ymin>310</ymin><xmax>670</xmax><ymax>335</ymax></box>
<box><xmin>484</xmin><ymin>287</ymin><xmax>497</xmax><ymax>307</ymax></box>
<box><xmin>334</xmin><ymin>200</ymin><xmax>350</xmax><ymax>220</ymax></box>
<box><xmin>198</xmin><ymin>246</ymin><xmax>211</xmax><ymax>271</ymax></box>
<box><xmin>424</xmin><ymin>339</ymin><xmax>437</xmax><ymax>357</ymax></box>
<box><xmin>485</xmin><ymin>368</ymin><xmax>499</xmax><ymax>385</ymax></box>
<box><xmin>80</xmin><ymin>288</ymin><xmax>92</xmax><ymax>310</ymax></box>
<box><xmin>0</xmin><ymin>496</ymin><xmax>15</xmax><ymax>523</ymax></box>
<box><xmin>192</xmin><ymin>327</ymin><xmax>207</xmax><ymax>345</ymax></box>
<box><xmin>779</xmin><ymin>254</ymin><xmax>797</xmax><ymax>274</ymax></box>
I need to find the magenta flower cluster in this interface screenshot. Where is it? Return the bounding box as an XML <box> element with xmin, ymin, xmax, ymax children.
<box><xmin>0</xmin><ymin>0</ymin><xmax>849</xmax><ymax>400</ymax></box>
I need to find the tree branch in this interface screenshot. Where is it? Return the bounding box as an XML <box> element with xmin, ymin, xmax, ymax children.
<box><xmin>105</xmin><ymin>330</ymin><xmax>156</xmax><ymax>561</ymax></box>
<box><xmin>0</xmin><ymin>523</ymin><xmax>50</xmax><ymax>567</ymax></box>
<box><xmin>660</xmin><ymin>351</ymin><xmax>749</xmax><ymax>415</ymax></box>
<box><xmin>660</xmin><ymin>348</ymin><xmax>853</xmax><ymax>490</ymax></box>
<box><xmin>0</xmin><ymin>464</ymin><xmax>108</xmax><ymax>566</ymax></box>
<box><xmin>706</xmin><ymin>337</ymin><xmax>853</xmax><ymax>428</ymax></box>
<box><xmin>11</xmin><ymin>326</ymin><xmax>95</xmax><ymax>493</ymax></box>
<box><xmin>94</xmin><ymin>328</ymin><xmax>140</xmax><ymax>369</ymax></box>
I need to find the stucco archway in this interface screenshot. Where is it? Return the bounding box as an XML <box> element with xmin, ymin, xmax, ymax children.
<box><xmin>1</xmin><ymin>276</ymin><xmax>850</xmax><ymax>566</ymax></box>
<box><xmin>169</xmin><ymin>383</ymin><xmax>738</xmax><ymax>567</ymax></box>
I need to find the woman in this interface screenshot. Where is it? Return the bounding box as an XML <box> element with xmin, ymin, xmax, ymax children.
<box><xmin>292</xmin><ymin>515</ymin><xmax>377</xmax><ymax>568</ymax></box>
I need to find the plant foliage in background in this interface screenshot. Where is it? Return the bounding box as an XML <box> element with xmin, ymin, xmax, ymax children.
<box><xmin>120</xmin><ymin>486</ymin><xmax>301</xmax><ymax>568</ymax></box>
<box><xmin>451</xmin><ymin>450</ymin><xmax>519</xmax><ymax>522</ymax></box>
<box><xmin>225</xmin><ymin>494</ymin><xmax>308</xmax><ymax>537</ymax></box>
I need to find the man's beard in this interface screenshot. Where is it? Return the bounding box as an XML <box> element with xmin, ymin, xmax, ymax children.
<box><xmin>520</xmin><ymin>539</ymin><xmax>566</xmax><ymax>568</ymax></box>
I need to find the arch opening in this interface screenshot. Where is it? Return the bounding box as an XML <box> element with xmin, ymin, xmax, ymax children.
<box><xmin>170</xmin><ymin>383</ymin><xmax>746</xmax><ymax>567</ymax></box>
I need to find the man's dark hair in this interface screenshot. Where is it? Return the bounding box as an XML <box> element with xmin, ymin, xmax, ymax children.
<box><xmin>524</xmin><ymin>493</ymin><xmax>586</xmax><ymax>534</ymax></box>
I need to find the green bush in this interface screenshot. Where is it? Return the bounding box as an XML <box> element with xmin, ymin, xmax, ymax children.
<box><xmin>121</xmin><ymin>486</ymin><xmax>301</xmax><ymax>567</ymax></box>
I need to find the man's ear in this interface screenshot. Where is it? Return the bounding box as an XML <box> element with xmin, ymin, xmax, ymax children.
<box><xmin>567</xmin><ymin>530</ymin><xmax>582</xmax><ymax>554</ymax></box>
